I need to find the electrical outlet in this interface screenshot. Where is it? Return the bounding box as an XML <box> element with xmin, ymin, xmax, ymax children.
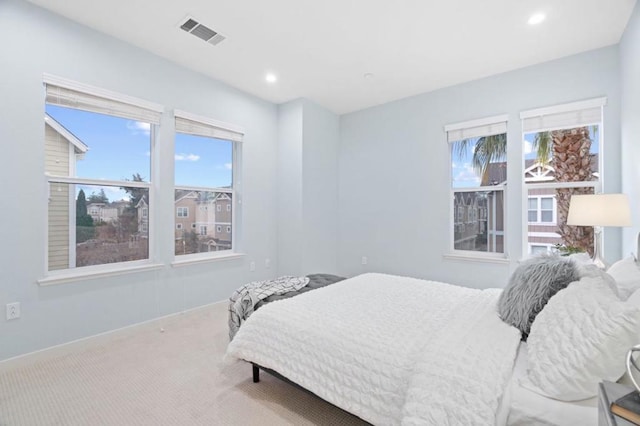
<box><xmin>361</xmin><ymin>256</ymin><xmax>368</xmax><ymax>265</ymax></box>
<box><xmin>250</xmin><ymin>261</ymin><xmax>256</xmax><ymax>272</ymax></box>
<box><xmin>265</xmin><ymin>258</ymin><xmax>271</xmax><ymax>269</ymax></box>
<box><xmin>6</xmin><ymin>302</ymin><xmax>20</xmax><ymax>320</ymax></box>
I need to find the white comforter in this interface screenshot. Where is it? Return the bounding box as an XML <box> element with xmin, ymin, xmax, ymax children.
<box><xmin>226</xmin><ymin>273</ymin><xmax>521</xmax><ymax>425</ymax></box>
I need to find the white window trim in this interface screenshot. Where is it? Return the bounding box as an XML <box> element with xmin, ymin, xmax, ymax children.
<box><xmin>44</xmin><ymin>127</ymin><xmax>156</xmax><ymax>280</ymax></box>
<box><xmin>446</xmin><ymin>114</ymin><xmax>509</xmax><ymax>262</ymax></box>
<box><xmin>174</xmin><ymin>112</ymin><xmax>241</xmax><ymax>261</ymax></box>
<box><xmin>521</xmin><ymin>99</ymin><xmax>604</xmax><ymax>257</ymax></box>
<box><xmin>177</xmin><ymin>206</ymin><xmax>189</xmax><ymax>218</ymax></box>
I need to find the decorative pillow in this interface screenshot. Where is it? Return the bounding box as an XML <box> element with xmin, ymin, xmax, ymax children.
<box><xmin>575</xmin><ymin>262</ymin><xmax>619</xmax><ymax>298</ymax></box>
<box><xmin>607</xmin><ymin>256</ymin><xmax>640</xmax><ymax>300</ymax></box>
<box><xmin>498</xmin><ymin>254</ymin><xmax>579</xmax><ymax>339</ymax></box>
<box><xmin>526</xmin><ymin>277</ymin><xmax>640</xmax><ymax>401</ymax></box>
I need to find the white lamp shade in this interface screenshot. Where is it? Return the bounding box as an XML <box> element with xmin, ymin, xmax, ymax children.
<box><xmin>567</xmin><ymin>194</ymin><xmax>632</xmax><ymax>227</ymax></box>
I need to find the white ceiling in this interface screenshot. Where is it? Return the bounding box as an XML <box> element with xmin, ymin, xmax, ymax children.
<box><xmin>28</xmin><ymin>0</ymin><xmax>637</xmax><ymax>114</ymax></box>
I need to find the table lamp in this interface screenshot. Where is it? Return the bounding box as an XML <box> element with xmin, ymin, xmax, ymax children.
<box><xmin>566</xmin><ymin>193</ymin><xmax>632</xmax><ymax>269</ymax></box>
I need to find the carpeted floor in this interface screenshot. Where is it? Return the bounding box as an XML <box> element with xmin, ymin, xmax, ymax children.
<box><xmin>0</xmin><ymin>302</ymin><xmax>368</xmax><ymax>425</ymax></box>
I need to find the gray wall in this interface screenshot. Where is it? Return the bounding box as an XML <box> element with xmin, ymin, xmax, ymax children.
<box><xmin>621</xmin><ymin>1</ymin><xmax>640</xmax><ymax>257</ymax></box>
<box><xmin>277</xmin><ymin>99</ymin><xmax>339</xmax><ymax>276</ymax></box>
<box><xmin>0</xmin><ymin>0</ymin><xmax>279</xmax><ymax>360</ymax></box>
<box><xmin>338</xmin><ymin>46</ymin><xmax>622</xmax><ymax>288</ymax></box>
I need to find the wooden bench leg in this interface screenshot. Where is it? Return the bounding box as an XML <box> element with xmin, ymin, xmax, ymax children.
<box><xmin>252</xmin><ymin>364</ymin><xmax>260</xmax><ymax>383</ymax></box>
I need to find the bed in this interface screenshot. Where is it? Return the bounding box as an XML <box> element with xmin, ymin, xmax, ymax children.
<box><xmin>226</xmin><ymin>261</ymin><xmax>640</xmax><ymax>425</ymax></box>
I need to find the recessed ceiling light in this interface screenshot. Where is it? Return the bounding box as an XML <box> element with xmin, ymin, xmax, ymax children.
<box><xmin>265</xmin><ymin>73</ymin><xmax>277</xmax><ymax>83</ymax></box>
<box><xmin>528</xmin><ymin>13</ymin><xmax>546</xmax><ymax>25</ymax></box>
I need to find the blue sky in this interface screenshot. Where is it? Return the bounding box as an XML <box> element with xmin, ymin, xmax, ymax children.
<box><xmin>46</xmin><ymin>105</ymin><xmax>232</xmax><ymax>202</ymax></box>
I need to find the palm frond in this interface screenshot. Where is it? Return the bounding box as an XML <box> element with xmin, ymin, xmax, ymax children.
<box><xmin>473</xmin><ymin>134</ymin><xmax>507</xmax><ymax>180</ymax></box>
<box><xmin>532</xmin><ymin>131</ymin><xmax>552</xmax><ymax>166</ymax></box>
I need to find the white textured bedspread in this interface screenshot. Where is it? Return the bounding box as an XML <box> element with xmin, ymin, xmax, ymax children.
<box><xmin>226</xmin><ymin>273</ymin><xmax>521</xmax><ymax>425</ymax></box>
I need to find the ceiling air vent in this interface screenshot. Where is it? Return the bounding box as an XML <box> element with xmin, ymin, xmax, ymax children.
<box><xmin>179</xmin><ymin>17</ymin><xmax>226</xmax><ymax>46</ymax></box>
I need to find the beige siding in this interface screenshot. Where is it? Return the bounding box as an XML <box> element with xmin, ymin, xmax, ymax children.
<box><xmin>45</xmin><ymin>124</ymin><xmax>71</xmax><ymax>270</ymax></box>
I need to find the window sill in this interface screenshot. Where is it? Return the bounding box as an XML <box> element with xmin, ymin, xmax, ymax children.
<box><xmin>442</xmin><ymin>253</ymin><xmax>510</xmax><ymax>265</ymax></box>
<box><xmin>171</xmin><ymin>252</ymin><xmax>245</xmax><ymax>268</ymax></box>
<box><xmin>38</xmin><ymin>262</ymin><xmax>165</xmax><ymax>286</ymax></box>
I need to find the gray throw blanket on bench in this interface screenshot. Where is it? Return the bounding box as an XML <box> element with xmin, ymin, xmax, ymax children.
<box><xmin>228</xmin><ymin>276</ymin><xmax>309</xmax><ymax>340</ymax></box>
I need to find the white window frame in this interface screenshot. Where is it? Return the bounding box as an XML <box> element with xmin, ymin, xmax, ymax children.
<box><xmin>172</xmin><ymin>110</ymin><xmax>243</xmax><ymax>263</ymax></box>
<box><xmin>520</xmin><ymin>97</ymin><xmax>605</xmax><ymax>256</ymax></box>
<box><xmin>527</xmin><ymin>195</ymin><xmax>557</xmax><ymax>225</ymax></box>
<box><xmin>199</xmin><ymin>225</ymin><xmax>207</xmax><ymax>236</ymax></box>
<box><xmin>41</xmin><ymin>75</ymin><xmax>162</xmax><ymax>284</ymax></box>
<box><xmin>216</xmin><ymin>225</ymin><xmax>222</xmax><ymax>233</ymax></box>
<box><xmin>444</xmin><ymin>114</ymin><xmax>509</xmax><ymax>262</ymax></box>
<box><xmin>226</xmin><ymin>226</ymin><xmax>231</xmax><ymax>233</ymax></box>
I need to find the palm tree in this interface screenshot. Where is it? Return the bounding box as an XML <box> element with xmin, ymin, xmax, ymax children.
<box><xmin>455</xmin><ymin>126</ymin><xmax>596</xmax><ymax>254</ymax></box>
<box><xmin>548</xmin><ymin>127</ymin><xmax>595</xmax><ymax>255</ymax></box>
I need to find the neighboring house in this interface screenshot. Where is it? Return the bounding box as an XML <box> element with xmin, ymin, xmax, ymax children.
<box><xmin>44</xmin><ymin>113</ymin><xmax>88</xmax><ymax>271</ymax></box>
<box><xmin>87</xmin><ymin>201</ymin><xmax>127</xmax><ymax>224</ymax></box>
<box><xmin>173</xmin><ymin>190</ymin><xmax>232</xmax><ymax>253</ymax></box>
<box><xmin>455</xmin><ymin>156</ymin><xmax>598</xmax><ymax>254</ymax></box>
<box><xmin>135</xmin><ymin>197</ymin><xmax>149</xmax><ymax>236</ymax></box>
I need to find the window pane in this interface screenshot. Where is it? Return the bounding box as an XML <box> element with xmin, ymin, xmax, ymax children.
<box><xmin>528</xmin><ymin>211</ymin><xmax>538</xmax><ymax>222</ymax></box>
<box><xmin>45</xmin><ymin>104</ymin><xmax>150</xmax><ymax>182</ymax></box>
<box><xmin>525</xmin><ymin>187</ymin><xmax>594</xmax><ymax>255</ymax></box>
<box><xmin>47</xmin><ymin>183</ymin><xmax>149</xmax><ymax>271</ymax></box>
<box><xmin>523</xmin><ymin>126</ymin><xmax>599</xmax><ymax>184</ymax></box>
<box><xmin>174</xmin><ymin>190</ymin><xmax>232</xmax><ymax>256</ymax></box>
<box><xmin>175</xmin><ymin>133</ymin><xmax>232</xmax><ymax>188</ymax></box>
<box><xmin>528</xmin><ymin>198</ymin><xmax>538</xmax><ymax>209</ymax></box>
<box><xmin>453</xmin><ymin>190</ymin><xmax>504</xmax><ymax>253</ymax></box>
<box><xmin>451</xmin><ymin>133</ymin><xmax>507</xmax><ymax>188</ymax></box>
<box><xmin>541</xmin><ymin>197</ymin><xmax>553</xmax><ymax>210</ymax></box>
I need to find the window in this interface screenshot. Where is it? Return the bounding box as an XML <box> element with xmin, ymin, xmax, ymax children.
<box><xmin>446</xmin><ymin>115</ymin><xmax>508</xmax><ymax>257</ymax></box>
<box><xmin>216</xmin><ymin>225</ymin><xmax>222</xmax><ymax>233</ymax></box>
<box><xmin>173</xmin><ymin>111</ymin><xmax>242</xmax><ymax>257</ymax></box>
<box><xmin>527</xmin><ymin>196</ymin><xmax>556</xmax><ymax>224</ymax></box>
<box><xmin>176</xmin><ymin>223</ymin><xmax>183</xmax><ymax>230</ymax></box>
<box><xmin>227</xmin><ymin>204</ymin><xmax>231</xmax><ymax>212</ymax></box>
<box><xmin>191</xmin><ymin>223</ymin><xmax>196</xmax><ymax>229</ymax></box>
<box><xmin>226</xmin><ymin>226</ymin><xmax>231</xmax><ymax>233</ymax></box>
<box><xmin>177</xmin><ymin>207</ymin><xmax>188</xmax><ymax>218</ymax></box>
<box><xmin>44</xmin><ymin>75</ymin><xmax>161</xmax><ymax>274</ymax></box>
<box><xmin>521</xmin><ymin>98</ymin><xmax>604</xmax><ymax>255</ymax></box>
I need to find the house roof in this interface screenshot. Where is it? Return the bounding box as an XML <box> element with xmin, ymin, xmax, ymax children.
<box><xmin>482</xmin><ymin>154</ymin><xmax>599</xmax><ymax>186</ymax></box>
<box><xmin>45</xmin><ymin>113</ymin><xmax>88</xmax><ymax>154</ymax></box>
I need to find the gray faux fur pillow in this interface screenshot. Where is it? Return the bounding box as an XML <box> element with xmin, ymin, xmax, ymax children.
<box><xmin>498</xmin><ymin>254</ymin><xmax>579</xmax><ymax>339</ymax></box>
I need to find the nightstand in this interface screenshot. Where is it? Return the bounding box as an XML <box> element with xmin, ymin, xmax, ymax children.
<box><xmin>599</xmin><ymin>381</ymin><xmax>637</xmax><ymax>426</ymax></box>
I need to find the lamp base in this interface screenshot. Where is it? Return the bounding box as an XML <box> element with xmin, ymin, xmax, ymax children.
<box><xmin>592</xmin><ymin>227</ymin><xmax>607</xmax><ymax>270</ymax></box>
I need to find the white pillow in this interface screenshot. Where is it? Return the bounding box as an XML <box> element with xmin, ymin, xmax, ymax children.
<box><xmin>526</xmin><ymin>276</ymin><xmax>640</xmax><ymax>401</ymax></box>
<box><xmin>607</xmin><ymin>256</ymin><xmax>640</xmax><ymax>300</ymax></box>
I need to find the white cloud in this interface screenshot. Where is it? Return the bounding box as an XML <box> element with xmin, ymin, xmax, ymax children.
<box><xmin>523</xmin><ymin>139</ymin><xmax>533</xmax><ymax>155</ymax></box>
<box><xmin>224</xmin><ymin>163</ymin><xmax>232</xmax><ymax>170</ymax></box>
<box><xmin>454</xmin><ymin>163</ymin><xmax>480</xmax><ymax>185</ymax></box>
<box><xmin>175</xmin><ymin>153</ymin><xmax>200</xmax><ymax>162</ymax></box>
<box><xmin>127</xmin><ymin>121</ymin><xmax>151</xmax><ymax>136</ymax></box>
